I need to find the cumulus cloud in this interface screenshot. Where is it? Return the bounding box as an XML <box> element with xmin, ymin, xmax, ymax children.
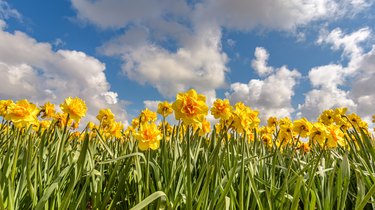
<box><xmin>298</xmin><ymin>87</ymin><xmax>357</xmax><ymax>119</ymax></box>
<box><xmin>227</xmin><ymin>48</ymin><xmax>301</xmax><ymax>122</ymax></box>
<box><xmin>143</xmin><ymin>100</ymin><xmax>161</xmax><ymax>113</ymax></box>
<box><xmin>298</xmin><ymin>27</ymin><xmax>374</xmax><ymax>121</ymax></box>
<box><xmin>70</xmin><ymin>0</ymin><xmax>372</xmax><ymax>101</ymax></box>
<box><xmin>0</xmin><ymin>25</ymin><xmax>128</xmax><ymax>125</ymax></box>
<box><xmin>351</xmin><ymin>45</ymin><xmax>375</xmax><ymax>119</ymax></box>
<box><xmin>69</xmin><ymin>0</ymin><xmax>374</xmax><ymax>124</ymax></box>
<box><xmin>100</xmin><ymin>24</ymin><xmax>228</xmax><ymax>98</ymax></box>
<box><xmin>317</xmin><ymin>27</ymin><xmax>371</xmax><ymax>60</ymax></box>
<box><xmin>251</xmin><ymin>47</ymin><xmax>274</xmax><ymax>76</ymax></box>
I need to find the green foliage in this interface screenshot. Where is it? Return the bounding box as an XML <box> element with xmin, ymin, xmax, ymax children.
<box><xmin>0</xmin><ymin>122</ymin><xmax>375</xmax><ymax>209</ymax></box>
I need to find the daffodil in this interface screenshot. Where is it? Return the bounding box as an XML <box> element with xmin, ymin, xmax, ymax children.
<box><xmin>5</xmin><ymin>99</ymin><xmax>39</xmax><ymax>128</ymax></box>
<box><xmin>0</xmin><ymin>99</ymin><xmax>14</xmax><ymax>117</ymax></box>
<box><xmin>172</xmin><ymin>89</ymin><xmax>208</xmax><ymax>126</ymax></box>
<box><xmin>157</xmin><ymin>101</ymin><xmax>173</xmax><ymax>117</ymax></box>
<box><xmin>40</xmin><ymin>102</ymin><xmax>56</xmax><ymax>119</ymax></box>
<box><xmin>309</xmin><ymin>122</ymin><xmax>329</xmax><ymax>147</ymax></box>
<box><xmin>134</xmin><ymin>123</ymin><xmax>162</xmax><ymax>151</ymax></box>
<box><xmin>97</xmin><ymin>108</ymin><xmax>115</xmax><ymax>123</ymax></box>
<box><xmin>139</xmin><ymin>108</ymin><xmax>157</xmax><ymax>124</ymax></box>
<box><xmin>60</xmin><ymin>97</ymin><xmax>87</xmax><ymax>122</ymax></box>
<box><xmin>293</xmin><ymin>118</ymin><xmax>312</xmax><ymax>138</ymax></box>
<box><xmin>211</xmin><ymin>99</ymin><xmax>232</xmax><ymax>120</ymax></box>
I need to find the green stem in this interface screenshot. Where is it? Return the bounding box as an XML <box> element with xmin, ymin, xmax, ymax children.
<box><xmin>145</xmin><ymin>150</ymin><xmax>150</xmax><ymax>209</ymax></box>
<box><xmin>186</xmin><ymin>126</ymin><xmax>193</xmax><ymax>209</ymax></box>
<box><xmin>239</xmin><ymin>133</ymin><xmax>246</xmax><ymax>210</ymax></box>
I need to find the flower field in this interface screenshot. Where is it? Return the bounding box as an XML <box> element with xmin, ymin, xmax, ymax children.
<box><xmin>1</xmin><ymin>89</ymin><xmax>375</xmax><ymax>209</ymax></box>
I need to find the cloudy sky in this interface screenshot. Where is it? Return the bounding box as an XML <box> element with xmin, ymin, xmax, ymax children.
<box><xmin>1</xmin><ymin>0</ymin><xmax>375</xmax><ymax>125</ymax></box>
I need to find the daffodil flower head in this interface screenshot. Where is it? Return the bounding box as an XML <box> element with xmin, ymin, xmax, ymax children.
<box><xmin>60</xmin><ymin>97</ymin><xmax>87</xmax><ymax>122</ymax></box>
<box><xmin>172</xmin><ymin>89</ymin><xmax>208</xmax><ymax>126</ymax></box>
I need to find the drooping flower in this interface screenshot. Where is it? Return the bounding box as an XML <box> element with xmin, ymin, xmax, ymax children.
<box><xmin>157</xmin><ymin>101</ymin><xmax>173</xmax><ymax>117</ymax></box>
<box><xmin>60</xmin><ymin>97</ymin><xmax>87</xmax><ymax>122</ymax></box>
<box><xmin>134</xmin><ymin>123</ymin><xmax>162</xmax><ymax>151</ymax></box>
<box><xmin>211</xmin><ymin>99</ymin><xmax>232</xmax><ymax>120</ymax></box>
<box><xmin>172</xmin><ymin>89</ymin><xmax>208</xmax><ymax>126</ymax></box>
<box><xmin>5</xmin><ymin>99</ymin><xmax>40</xmax><ymax>128</ymax></box>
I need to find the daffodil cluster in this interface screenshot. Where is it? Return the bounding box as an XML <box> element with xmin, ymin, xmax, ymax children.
<box><xmin>1</xmin><ymin>89</ymin><xmax>374</xmax><ymax>153</ymax></box>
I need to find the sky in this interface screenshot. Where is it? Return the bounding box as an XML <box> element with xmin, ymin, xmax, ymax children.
<box><xmin>1</xmin><ymin>0</ymin><xmax>375</xmax><ymax>126</ymax></box>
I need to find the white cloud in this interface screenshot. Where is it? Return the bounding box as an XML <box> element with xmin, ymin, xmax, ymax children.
<box><xmin>200</xmin><ymin>0</ymin><xmax>343</xmax><ymax>31</ymax></box>
<box><xmin>71</xmin><ymin>0</ymin><xmax>190</xmax><ymax>29</ymax></box>
<box><xmin>70</xmin><ymin>0</ymin><xmax>375</xmax><ymax>125</ymax></box>
<box><xmin>317</xmin><ymin>27</ymin><xmax>371</xmax><ymax>59</ymax></box>
<box><xmin>0</xmin><ymin>0</ymin><xmax>21</xmax><ymax>21</ymax></box>
<box><xmin>227</xmin><ymin>39</ymin><xmax>236</xmax><ymax>48</ymax></box>
<box><xmin>298</xmin><ymin>87</ymin><xmax>357</xmax><ymax>119</ymax></box>
<box><xmin>308</xmin><ymin>64</ymin><xmax>346</xmax><ymax>88</ymax></box>
<box><xmin>0</xmin><ymin>19</ymin><xmax>5</xmax><ymax>29</ymax></box>
<box><xmin>227</xmin><ymin>50</ymin><xmax>301</xmax><ymax>122</ymax></box>
<box><xmin>251</xmin><ymin>47</ymin><xmax>274</xmax><ymax>76</ymax></box>
<box><xmin>143</xmin><ymin>100</ymin><xmax>161</xmax><ymax>112</ymax></box>
<box><xmin>0</xmin><ymin>25</ymin><xmax>128</xmax><ymax>126</ymax></box>
<box><xmin>299</xmin><ymin>27</ymin><xmax>374</xmax><ymax>121</ymax></box>
<box><xmin>72</xmin><ymin>0</ymin><xmax>373</xmax><ymax>109</ymax></box>
<box><xmin>101</xmin><ymin>92</ymin><xmax>118</xmax><ymax>105</ymax></box>
<box><xmin>351</xmin><ymin>45</ymin><xmax>375</xmax><ymax>118</ymax></box>
<box><xmin>100</xmin><ymin>24</ymin><xmax>228</xmax><ymax>98</ymax></box>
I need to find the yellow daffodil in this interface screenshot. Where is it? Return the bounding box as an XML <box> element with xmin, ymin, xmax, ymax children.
<box><xmin>211</xmin><ymin>99</ymin><xmax>232</xmax><ymax>120</ymax></box>
<box><xmin>139</xmin><ymin>108</ymin><xmax>157</xmax><ymax>124</ymax></box>
<box><xmin>40</xmin><ymin>102</ymin><xmax>56</xmax><ymax>119</ymax></box>
<box><xmin>5</xmin><ymin>99</ymin><xmax>39</xmax><ymax>128</ymax></box>
<box><xmin>172</xmin><ymin>89</ymin><xmax>208</xmax><ymax>126</ymax></box>
<box><xmin>0</xmin><ymin>99</ymin><xmax>14</xmax><ymax>117</ymax></box>
<box><xmin>134</xmin><ymin>123</ymin><xmax>162</xmax><ymax>151</ymax></box>
<box><xmin>157</xmin><ymin>101</ymin><xmax>173</xmax><ymax>117</ymax></box>
<box><xmin>293</xmin><ymin>118</ymin><xmax>312</xmax><ymax>138</ymax></box>
<box><xmin>60</xmin><ymin>97</ymin><xmax>87</xmax><ymax>122</ymax></box>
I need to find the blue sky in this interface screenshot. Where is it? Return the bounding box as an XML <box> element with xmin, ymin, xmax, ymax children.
<box><xmin>1</xmin><ymin>0</ymin><xmax>375</xmax><ymax>125</ymax></box>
